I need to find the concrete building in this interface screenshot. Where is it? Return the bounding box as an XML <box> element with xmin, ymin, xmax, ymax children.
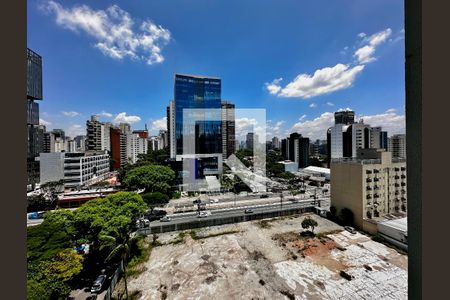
<box><xmin>110</xmin><ymin>126</ymin><xmax>121</xmax><ymax>170</ymax></box>
<box><xmin>389</xmin><ymin>134</ymin><xmax>406</xmax><ymax>159</ymax></box>
<box><xmin>246</xmin><ymin>132</ymin><xmax>255</xmax><ymax>150</ymax></box>
<box><xmin>74</xmin><ymin>135</ymin><xmax>86</xmax><ymax>153</ymax></box>
<box><xmin>86</xmin><ymin>115</ymin><xmax>103</xmax><ymax>151</ymax></box>
<box><xmin>380</xmin><ymin>131</ymin><xmax>389</xmax><ymax>151</ymax></box>
<box><xmin>377</xmin><ymin>217</ymin><xmax>408</xmax><ymax>251</ymax></box>
<box><xmin>330</xmin><ymin>148</ymin><xmax>407</xmax><ymax>232</ymax></box>
<box><xmin>277</xmin><ymin>160</ymin><xmax>298</xmax><ymax>173</ymax></box>
<box><xmin>282</xmin><ymin>133</ymin><xmax>310</xmax><ymax>169</ymax></box>
<box><xmin>40</xmin><ymin>151</ymin><xmax>110</xmax><ymax>188</ymax></box>
<box><xmin>159</xmin><ymin>130</ymin><xmax>168</xmax><ymax>149</ymax></box>
<box><xmin>272</xmin><ymin>136</ymin><xmax>280</xmax><ymax>149</ymax></box>
<box><xmin>370</xmin><ymin>126</ymin><xmax>382</xmax><ymax>149</ymax></box>
<box><xmin>221</xmin><ymin>101</ymin><xmax>236</xmax><ymax>160</ymax></box>
<box><xmin>301</xmin><ymin>166</ymin><xmax>331</xmax><ymax>180</ymax></box>
<box><xmin>167</xmin><ymin>100</ymin><xmax>176</xmax><ymax>158</ymax></box>
<box><xmin>148</xmin><ymin>136</ymin><xmax>160</xmax><ymax>152</ymax></box>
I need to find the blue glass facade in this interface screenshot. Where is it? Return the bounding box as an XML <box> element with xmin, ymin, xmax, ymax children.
<box><xmin>174</xmin><ymin>74</ymin><xmax>222</xmax><ymax>155</ymax></box>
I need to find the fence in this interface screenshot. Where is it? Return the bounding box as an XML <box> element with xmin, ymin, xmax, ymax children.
<box><xmin>102</xmin><ymin>259</ymin><xmax>123</xmax><ymax>300</ymax></box>
<box><xmin>137</xmin><ymin>206</ymin><xmax>314</xmax><ymax>235</ymax></box>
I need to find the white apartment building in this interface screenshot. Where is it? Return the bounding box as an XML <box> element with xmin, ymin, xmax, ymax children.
<box><xmin>168</xmin><ymin>100</ymin><xmax>176</xmax><ymax>158</ymax></box>
<box><xmin>40</xmin><ymin>151</ymin><xmax>110</xmax><ymax>188</ymax></box>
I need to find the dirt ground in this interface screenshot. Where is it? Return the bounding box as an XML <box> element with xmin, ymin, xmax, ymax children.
<box><xmin>125</xmin><ymin>213</ymin><xmax>408</xmax><ymax>300</ymax></box>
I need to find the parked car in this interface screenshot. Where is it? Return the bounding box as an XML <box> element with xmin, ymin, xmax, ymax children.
<box><xmin>160</xmin><ymin>216</ymin><xmax>171</xmax><ymax>222</ymax></box>
<box><xmin>143</xmin><ymin>219</ymin><xmax>150</xmax><ymax>227</ymax></box>
<box><xmin>260</xmin><ymin>194</ymin><xmax>269</xmax><ymax>198</ymax></box>
<box><xmin>90</xmin><ymin>275</ymin><xmax>107</xmax><ymax>294</ymax></box>
<box><xmin>344</xmin><ymin>226</ymin><xmax>356</xmax><ymax>234</ymax></box>
<box><xmin>28</xmin><ymin>211</ymin><xmax>45</xmax><ymax>220</ymax></box>
<box><xmin>323</xmin><ymin>188</ymin><xmax>329</xmax><ymax>193</ymax></box>
<box><xmin>244</xmin><ymin>209</ymin><xmax>254</xmax><ymax>214</ymax></box>
<box><xmin>209</xmin><ymin>198</ymin><xmax>219</xmax><ymax>203</ymax></box>
<box><xmin>193</xmin><ymin>199</ymin><xmax>201</xmax><ymax>205</ymax></box>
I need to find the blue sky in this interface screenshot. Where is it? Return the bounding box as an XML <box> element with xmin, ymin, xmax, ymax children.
<box><xmin>28</xmin><ymin>0</ymin><xmax>405</xmax><ymax>140</ymax></box>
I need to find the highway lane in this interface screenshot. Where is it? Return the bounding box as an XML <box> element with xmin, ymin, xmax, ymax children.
<box><xmin>148</xmin><ymin>200</ymin><xmax>323</xmax><ymax>227</ymax></box>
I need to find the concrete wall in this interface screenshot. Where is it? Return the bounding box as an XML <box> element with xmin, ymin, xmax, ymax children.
<box><xmin>330</xmin><ymin>161</ymin><xmax>363</xmax><ymax>228</ymax></box>
<box><xmin>39</xmin><ymin>152</ymin><xmax>65</xmax><ymax>184</ymax></box>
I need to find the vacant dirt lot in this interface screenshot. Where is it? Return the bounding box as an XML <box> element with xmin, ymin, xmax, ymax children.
<box><xmin>126</xmin><ymin>213</ymin><xmax>407</xmax><ymax>299</ymax></box>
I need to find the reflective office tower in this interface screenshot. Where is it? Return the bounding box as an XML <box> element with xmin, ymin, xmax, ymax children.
<box><xmin>221</xmin><ymin>101</ymin><xmax>236</xmax><ymax>159</ymax></box>
<box><xmin>172</xmin><ymin>74</ymin><xmax>223</xmax><ymax>179</ymax></box>
<box><xmin>27</xmin><ymin>48</ymin><xmax>44</xmax><ymax>189</ymax></box>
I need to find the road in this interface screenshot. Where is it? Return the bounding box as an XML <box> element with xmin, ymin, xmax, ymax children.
<box><xmin>148</xmin><ymin>198</ymin><xmax>327</xmax><ymax>228</ymax></box>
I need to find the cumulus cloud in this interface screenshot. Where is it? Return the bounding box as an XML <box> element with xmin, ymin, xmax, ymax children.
<box><xmin>113</xmin><ymin>112</ymin><xmax>141</xmax><ymax>124</ymax></box>
<box><xmin>354</xmin><ymin>28</ymin><xmax>392</xmax><ymax>64</ymax></box>
<box><xmin>309</xmin><ymin>103</ymin><xmax>317</xmax><ymax>108</ymax></box>
<box><xmin>290</xmin><ymin>112</ymin><xmax>335</xmax><ymax>140</ymax></box>
<box><xmin>265</xmin><ymin>64</ymin><xmax>364</xmax><ymax>99</ymax></box>
<box><xmin>265</xmin><ymin>78</ymin><xmax>283</xmax><ymax>95</ymax></box>
<box><xmin>289</xmin><ymin>108</ymin><xmax>405</xmax><ymax>140</ymax></box>
<box><xmin>235</xmin><ymin>117</ymin><xmax>258</xmax><ymax>140</ymax></box>
<box><xmin>299</xmin><ymin>115</ymin><xmax>307</xmax><ymax>121</ymax></box>
<box><xmin>326</xmin><ymin>102</ymin><xmax>335</xmax><ymax>106</ymax></box>
<box><xmin>358</xmin><ymin>32</ymin><xmax>366</xmax><ymax>38</ymax></box>
<box><xmin>151</xmin><ymin>117</ymin><xmax>167</xmax><ymax>131</ymax></box>
<box><xmin>41</xmin><ymin>1</ymin><xmax>171</xmax><ymax>65</ymax></box>
<box><xmin>62</xmin><ymin>111</ymin><xmax>80</xmax><ymax>117</ymax></box>
<box><xmin>66</xmin><ymin>124</ymin><xmax>85</xmax><ymax>137</ymax></box>
<box><xmin>97</xmin><ymin>111</ymin><xmax>113</xmax><ymax>118</ymax></box>
<box><xmin>266</xmin><ymin>120</ymin><xmax>285</xmax><ymax>138</ymax></box>
<box><xmin>39</xmin><ymin>118</ymin><xmax>52</xmax><ymax>126</ymax></box>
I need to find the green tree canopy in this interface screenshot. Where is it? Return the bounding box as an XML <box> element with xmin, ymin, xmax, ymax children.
<box><xmin>142</xmin><ymin>192</ymin><xmax>170</xmax><ymax>207</ymax></box>
<box><xmin>122</xmin><ymin>165</ymin><xmax>175</xmax><ymax>193</ymax></box>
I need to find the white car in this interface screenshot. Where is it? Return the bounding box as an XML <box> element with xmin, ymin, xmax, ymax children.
<box><xmin>160</xmin><ymin>216</ymin><xmax>171</xmax><ymax>222</ymax></box>
<box><xmin>198</xmin><ymin>211</ymin><xmax>211</xmax><ymax>218</ymax></box>
<box><xmin>210</xmin><ymin>199</ymin><xmax>219</xmax><ymax>204</ymax></box>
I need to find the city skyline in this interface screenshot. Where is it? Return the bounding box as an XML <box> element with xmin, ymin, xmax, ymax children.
<box><xmin>28</xmin><ymin>0</ymin><xmax>405</xmax><ymax>140</ymax></box>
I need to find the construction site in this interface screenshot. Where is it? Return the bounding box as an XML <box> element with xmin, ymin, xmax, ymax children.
<box><xmin>122</xmin><ymin>214</ymin><xmax>407</xmax><ymax>300</ymax></box>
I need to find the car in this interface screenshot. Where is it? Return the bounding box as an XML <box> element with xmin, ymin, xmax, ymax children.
<box><xmin>344</xmin><ymin>226</ymin><xmax>357</xmax><ymax>234</ymax></box>
<box><xmin>299</xmin><ymin>189</ymin><xmax>306</xmax><ymax>194</ymax></box>
<box><xmin>160</xmin><ymin>216</ymin><xmax>171</xmax><ymax>222</ymax></box>
<box><xmin>260</xmin><ymin>194</ymin><xmax>269</xmax><ymax>198</ymax></box>
<box><xmin>28</xmin><ymin>211</ymin><xmax>45</xmax><ymax>220</ymax></box>
<box><xmin>310</xmin><ymin>194</ymin><xmax>316</xmax><ymax>198</ymax></box>
<box><xmin>323</xmin><ymin>188</ymin><xmax>329</xmax><ymax>193</ymax></box>
<box><xmin>244</xmin><ymin>209</ymin><xmax>254</xmax><ymax>214</ymax></box>
<box><xmin>135</xmin><ymin>220</ymin><xmax>143</xmax><ymax>228</ymax></box>
<box><xmin>90</xmin><ymin>275</ymin><xmax>107</xmax><ymax>294</ymax></box>
<box><xmin>143</xmin><ymin>219</ymin><xmax>150</xmax><ymax>227</ymax></box>
<box><xmin>197</xmin><ymin>211</ymin><xmax>210</xmax><ymax>218</ymax></box>
<box><xmin>193</xmin><ymin>199</ymin><xmax>201</xmax><ymax>205</ymax></box>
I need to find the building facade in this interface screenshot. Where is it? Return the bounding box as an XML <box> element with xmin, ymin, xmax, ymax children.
<box><xmin>221</xmin><ymin>101</ymin><xmax>236</xmax><ymax>159</ymax></box>
<box><xmin>27</xmin><ymin>48</ymin><xmax>44</xmax><ymax>189</ymax></box>
<box><xmin>331</xmin><ymin>149</ymin><xmax>407</xmax><ymax>231</ymax></box>
<box><xmin>282</xmin><ymin>133</ymin><xmax>310</xmax><ymax>168</ymax></box>
<box><xmin>389</xmin><ymin>134</ymin><xmax>406</xmax><ymax>159</ymax></box>
<box><xmin>40</xmin><ymin>152</ymin><xmax>110</xmax><ymax>188</ymax></box>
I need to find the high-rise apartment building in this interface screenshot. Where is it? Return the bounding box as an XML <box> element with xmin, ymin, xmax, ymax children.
<box><xmin>246</xmin><ymin>132</ymin><xmax>255</xmax><ymax>150</ymax></box>
<box><xmin>86</xmin><ymin>115</ymin><xmax>103</xmax><ymax>151</ymax></box>
<box><xmin>27</xmin><ymin>48</ymin><xmax>44</xmax><ymax>189</ymax></box>
<box><xmin>167</xmin><ymin>101</ymin><xmax>176</xmax><ymax>158</ymax></box>
<box><xmin>282</xmin><ymin>133</ymin><xmax>310</xmax><ymax>169</ymax></box>
<box><xmin>370</xmin><ymin>126</ymin><xmax>382</xmax><ymax>149</ymax></box>
<box><xmin>389</xmin><ymin>134</ymin><xmax>406</xmax><ymax>159</ymax></box>
<box><xmin>272</xmin><ymin>136</ymin><xmax>281</xmax><ymax>149</ymax></box>
<box><xmin>221</xmin><ymin>101</ymin><xmax>235</xmax><ymax>159</ymax></box>
<box><xmin>109</xmin><ymin>126</ymin><xmax>121</xmax><ymax>170</ymax></box>
<box><xmin>159</xmin><ymin>130</ymin><xmax>168</xmax><ymax>149</ymax></box>
<box><xmin>331</xmin><ymin>149</ymin><xmax>407</xmax><ymax>232</ymax></box>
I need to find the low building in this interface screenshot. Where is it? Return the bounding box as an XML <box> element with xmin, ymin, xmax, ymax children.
<box><xmin>40</xmin><ymin>151</ymin><xmax>110</xmax><ymax>188</ymax></box>
<box><xmin>300</xmin><ymin>166</ymin><xmax>330</xmax><ymax>180</ymax></box>
<box><xmin>377</xmin><ymin>217</ymin><xmax>408</xmax><ymax>251</ymax></box>
<box><xmin>277</xmin><ymin>160</ymin><xmax>298</xmax><ymax>173</ymax></box>
<box><xmin>331</xmin><ymin>148</ymin><xmax>407</xmax><ymax>232</ymax></box>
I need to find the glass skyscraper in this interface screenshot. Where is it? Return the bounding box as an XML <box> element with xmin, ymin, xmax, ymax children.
<box><xmin>174</xmin><ymin>74</ymin><xmax>222</xmax><ymax>155</ymax></box>
<box><xmin>27</xmin><ymin>48</ymin><xmax>44</xmax><ymax>189</ymax></box>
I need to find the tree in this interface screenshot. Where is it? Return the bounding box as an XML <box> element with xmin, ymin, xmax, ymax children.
<box><xmin>142</xmin><ymin>192</ymin><xmax>170</xmax><ymax>207</ymax></box>
<box><xmin>122</xmin><ymin>165</ymin><xmax>175</xmax><ymax>194</ymax></box>
<box><xmin>301</xmin><ymin>217</ymin><xmax>319</xmax><ymax>233</ymax></box>
<box><xmin>42</xmin><ymin>249</ymin><xmax>84</xmax><ymax>282</ymax></box>
<box><xmin>27</xmin><ymin>194</ymin><xmax>56</xmax><ymax>212</ymax></box>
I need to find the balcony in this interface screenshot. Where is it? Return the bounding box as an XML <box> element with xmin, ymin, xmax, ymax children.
<box><xmin>374</xmin><ymin>185</ymin><xmax>380</xmax><ymax>190</ymax></box>
<box><xmin>366</xmin><ymin>178</ymin><xmax>372</xmax><ymax>183</ymax></box>
<box><xmin>374</xmin><ymin>194</ymin><xmax>380</xmax><ymax>198</ymax></box>
<box><xmin>394</xmin><ymin>167</ymin><xmax>400</xmax><ymax>172</ymax></box>
<box><xmin>401</xmin><ymin>175</ymin><xmax>406</xmax><ymax>179</ymax></box>
<box><xmin>374</xmin><ymin>177</ymin><xmax>380</xmax><ymax>182</ymax></box>
<box><xmin>366</xmin><ymin>186</ymin><xmax>372</xmax><ymax>191</ymax></box>
<box><xmin>366</xmin><ymin>195</ymin><xmax>372</xmax><ymax>199</ymax></box>
<box><xmin>374</xmin><ymin>169</ymin><xmax>380</xmax><ymax>174</ymax></box>
<box><xmin>401</xmin><ymin>167</ymin><xmax>406</xmax><ymax>171</ymax></box>
<box><xmin>394</xmin><ymin>175</ymin><xmax>400</xmax><ymax>179</ymax></box>
<box><xmin>366</xmin><ymin>170</ymin><xmax>372</xmax><ymax>174</ymax></box>
<box><xmin>401</xmin><ymin>182</ymin><xmax>406</xmax><ymax>186</ymax></box>
<box><xmin>395</xmin><ymin>183</ymin><xmax>400</xmax><ymax>187</ymax></box>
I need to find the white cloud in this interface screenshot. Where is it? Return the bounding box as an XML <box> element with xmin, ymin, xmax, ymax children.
<box><xmin>326</xmin><ymin>102</ymin><xmax>335</xmax><ymax>106</ymax></box>
<box><xmin>299</xmin><ymin>115</ymin><xmax>307</xmax><ymax>121</ymax></box>
<box><xmin>113</xmin><ymin>112</ymin><xmax>141</xmax><ymax>124</ymax></box>
<box><xmin>151</xmin><ymin>117</ymin><xmax>167</xmax><ymax>131</ymax></box>
<box><xmin>354</xmin><ymin>28</ymin><xmax>392</xmax><ymax>64</ymax></box>
<box><xmin>289</xmin><ymin>108</ymin><xmax>405</xmax><ymax>140</ymax></box>
<box><xmin>309</xmin><ymin>103</ymin><xmax>317</xmax><ymax>108</ymax></box>
<box><xmin>97</xmin><ymin>111</ymin><xmax>113</xmax><ymax>118</ymax></box>
<box><xmin>42</xmin><ymin>1</ymin><xmax>171</xmax><ymax>65</ymax></box>
<box><xmin>39</xmin><ymin>118</ymin><xmax>52</xmax><ymax>126</ymax></box>
<box><xmin>358</xmin><ymin>32</ymin><xmax>366</xmax><ymax>38</ymax></box>
<box><xmin>66</xmin><ymin>124</ymin><xmax>85</xmax><ymax>138</ymax></box>
<box><xmin>359</xmin><ymin>110</ymin><xmax>405</xmax><ymax>136</ymax></box>
<box><xmin>62</xmin><ymin>111</ymin><xmax>80</xmax><ymax>117</ymax></box>
<box><xmin>290</xmin><ymin>112</ymin><xmax>335</xmax><ymax>140</ymax></box>
<box><xmin>235</xmin><ymin>117</ymin><xmax>258</xmax><ymax>140</ymax></box>
<box><xmin>265</xmin><ymin>78</ymin><xmax>283</xmax><ymax>95</ymax></box>
<box><xmin>266</xmin><ymin>64</ymin><xmax>364</xmax><ymax>99</ymax></box>
<box><xmin>266</xmin><ymin>120</ymin><xmax>285</xmax><ymax>138</ymax></box>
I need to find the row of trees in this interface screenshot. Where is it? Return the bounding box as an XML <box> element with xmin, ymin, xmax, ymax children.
<box><xmin>27</xmin><ymin>192</ymin><xmax>148</xmax><ymax>299</ymax></box>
